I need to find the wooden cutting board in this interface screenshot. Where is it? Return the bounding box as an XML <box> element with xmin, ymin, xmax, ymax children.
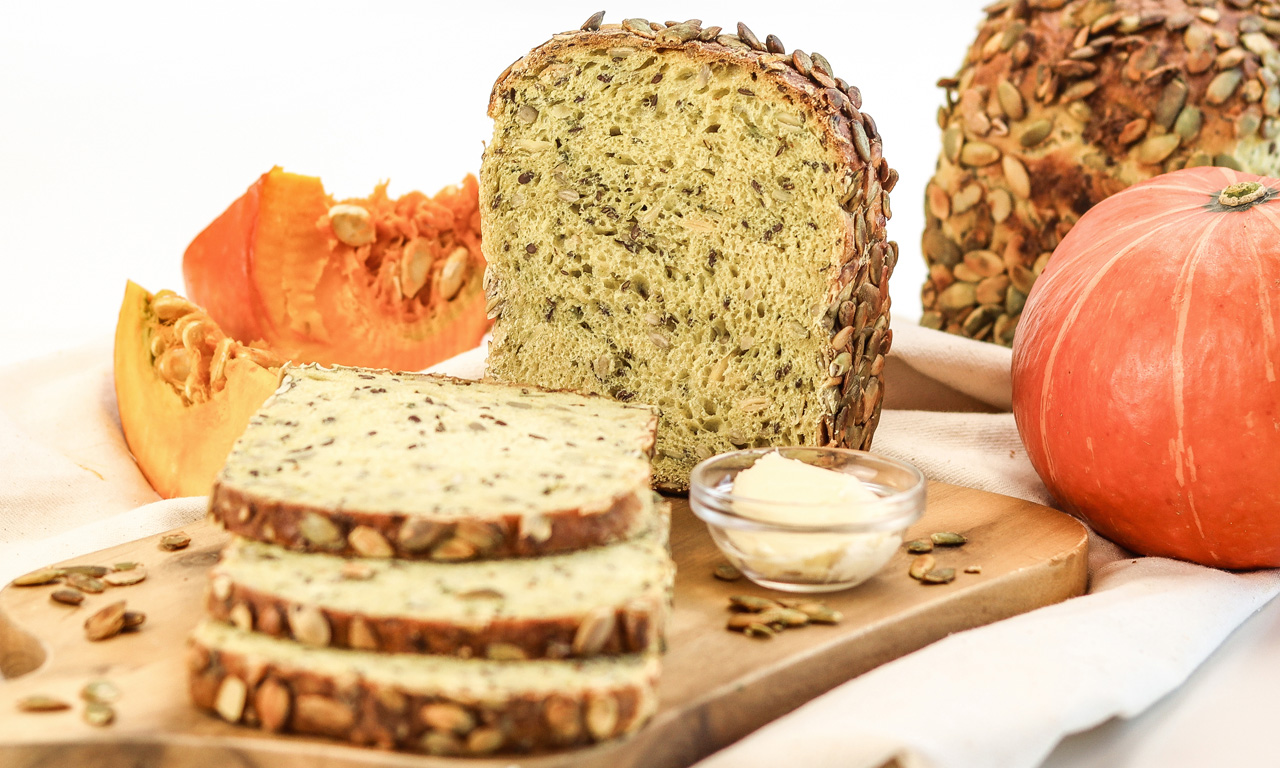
<box><xmin>0</xmin><ymin>482</ymin><xmax>1087</xmax><ymax>768</ymax></box>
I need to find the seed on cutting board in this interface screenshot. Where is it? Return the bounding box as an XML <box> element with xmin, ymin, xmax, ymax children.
<box><xmin>922</xmin><ymin>568</ymin><xmax>957</xmax><ymax>585</ymax></box>
<box><xmin>84</xmin><ymin>601</ymin><xmax>127</xmax><ymax>641</ymax></box>
<box><xmin>83</xmin><ymin>702</ymin><xmax>115</xmax><ymax>727</ymax></box>
<box><xmin>66</xmin><ymin>573</ymin><xmax>107</xmax><ymax>594</ymax></box>
<box><xmin>103</xmin><ymin>568</ymin><xmax>147</xmax><ymax>587</ymax></box>
<box><xmin>795</xmin><ymin>602</ymin><xmax>842</xmax><ymax>624</ymax></box>
<box><xmin>81</xmin><ymin>680</ymin><xmax>121</xmax><ymax>704</ymax></box>
<box><xmin>909</xmin><ymin>554</ymin><xmax>936</xmax><ymax>580</ymax></box>
<box><xmin>50</xmin><ymin>588</ymin><xmax>85</xmax><ymax>606</ymax></box>
<box><xmin>160</xmin><ymin>532</ymin><xmax>192</xmax><ymax>551</ymax></box>
<box><xmin>122</xmin><ymin>611</ymin><xmax>147</xmax><ymax>631</ymax></box>
<box><xmin>728</xmin><ymin>595</ymin><xmax>780</xmax><ymax>612</ymax></box>
<box><xmin>742</xmin><ymin>623</ymin><xmax>776</xmax><ymax>639</ymax></box>
<box><xmin>905</xmin><ymin>539</ymin><xmax>934</xmax><ymax>554</ymax></box>
<box><xmin>13</xmin><ymin>568</ymin><xmax>64</xmax><ymax>586</ymax></box>
<box><xmin>63</xmin><ymin>565</ymin><xmax>110</xmax><ymax>577</ymax></box>
<box><xmin>17</xmin><ymin>695</ymin><xmax>71</xmax><ymax>713</ymax></box>
<box><xmin>965</xmin><ymin>565</ymin><xmax>983</xmax><ymax>574</ymax></box>
<box><xmin>758</xmin><ymin>608</ymin><xmax>809</xmax><ymax>627</ymax></box>
<box><xmin>713</xmin><ymin>563</ymin><xmax>742</xmax><ymax>581</ymax></box>
<box><xmin>112</xmin><ymin>562</ymin><xmax>140</xmax><ymax>571</ymax></box>
<box><xmin>930</xmin><ymin>531</ymin><xmax>967</xmax><ymax>547</ymax></box>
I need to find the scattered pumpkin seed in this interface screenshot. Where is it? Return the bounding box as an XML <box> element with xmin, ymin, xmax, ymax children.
<box><xmin>65</xmin><ymin>573</ymin><xmax>107</xmax><ymax>594</ymax></box>
<box><xmin>63</xmin><ymin>565</ymin><xmax>110</xmax><ymax>577</ymax></box>
<box><xmin>83</xmin><ymin>702</ymin><xmax>115</xmax><ymax>727</ymax></box>
<box><xmin>909</xmin><ymin>555</ymin><xmax>936</xmax><ymax>581</ymax></box>
<box><xmin>758</xmin><ymin>607</ymin><xmax>810</xmax><ymax>627</ymax></box>
<box><xmin>905</xmin><ymin>539</ymin><xmax>934</xmax><ymax>554</ymax></box>
<box><xmin>795</xmin><ymin>602</ymin><xmax>843</xmax><ymax>624</ymax></box>
<box><xmin>17</xmin><ymin>695</ymin><xmax>71</xmax><ymax>713</ymax></box>
<box><xmin>713</xmin><ymin>563</ymin><xmax>742</xmax><ymax>582</ymax></box>
<box><xmin>84</xmin><ymin>601</ymin><xmax>127</xmax><ymax>641</ymax></box>
<box><xmin>112</xmin><ymin>562</ymin><xmax>140</xmax><ymax>572</ymax></box>
<box><xmin>729</xmin><ymin>595</ymin><xmax>780</xmax><ymax>612</ymax></box>
<box><xmin>13</xmin><ymin>568</ymin><xmax>64</xmax><ymax>586</ymax></box>
<box><xmin>82</xmin><ymin>680</ymin><xmax>121</xmax><ymax>705</ymax></box>
<box><xmin>965</xmin><ymin>565</ymin><xmax>984</xmax><ymax>574</ymax></box>
<box><xmin>160</xmin><ymin>532</ymin><xmax>191</xmax><ymax>551</ymax></box>
<box><xmin>103</xmin><ymin>568</ymin><xmax>147</xmax><ymax>587</ymax></box>
<box><xmin>50</xmin><ymin>588</ymin><xmax>84</xmax><ymax>606</ymax></box>
<box><xmin>921</xmin><ymin>568</ymin><xmax>957</xmax><ymax>585</ymax></box>
<box><xmin>122</xmin><ymin>611</ymin><xmax>147</xmax><ymax>631</ymax></box>
<box><xmin>743</xmin><ymin>623</ymin><xmax>776</xmax><ymax>639</ymax></box>
<box><xmin>931</xmin><ymin>531</ymin><xmax>967</xmax><ymax>547</ymax></box>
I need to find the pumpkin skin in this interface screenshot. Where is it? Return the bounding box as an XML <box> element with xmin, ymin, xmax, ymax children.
<box><xmin>113</xmin><ymin>281</ymin><xmax>282</xmax><ymax>498</ymax></box>
<box><xmin>183</xmin><ymin>167</ymin><xmax>489</xmax><ymax>372</ymax></box>
<box><xmin>1012</xmin><ymin>166</ymin><xmax>1280</xmax><ymax>568</ymax></box>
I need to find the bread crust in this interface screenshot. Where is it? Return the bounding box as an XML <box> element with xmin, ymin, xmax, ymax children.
<box><xmin>205</xmin><ymin>572</ymin><xmax>668</xmax><ymax>659</ymax></box>
<box><xmin>922</xmin><ymin>0</ymin><xmax>1280</xmax><ymax>345</ymax></box>
<box><xmin>188</xmin><ymin>631</ymin><xmax>659</xmax><ymax>754</ymax></box>
<box><xmin>483</xmin><ymin>17</ymin><xmax>898</xmax><ymax>487</ymax></box>
<box><xmin>210</xmin><ymin>481</ymin><xmax>654</xmax><ymax>561</ymax></box>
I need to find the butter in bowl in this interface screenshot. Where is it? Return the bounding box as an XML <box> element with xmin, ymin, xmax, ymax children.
<box><xmin>689</xmin><ymin>448</ymin><xmax>926</xmax><ymax>593</ymax></box>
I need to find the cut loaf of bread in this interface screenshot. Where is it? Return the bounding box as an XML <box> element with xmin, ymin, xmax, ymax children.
<box><xmin>206</xmin><ymin>518</ymin><xmax>673</xmax><ymax>658</ymax></box>
<box><xmin>482</xmin><ymin>14</ymin><xmax>898</xmax><ymax>490</ymax></box>
<box><xmin>209</xmin><ymin>365</ymin><xmax>660</xmax><ymax>559</ymax></box>
<box><xmin>188</xmin><ymin>620</ymin><xmax>660</xmax><ymax>755</ymax></box>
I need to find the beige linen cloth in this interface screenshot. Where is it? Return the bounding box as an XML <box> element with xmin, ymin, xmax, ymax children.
<box><xmin>2</xmin><ymin>325</ymin><xmax>1278</xmax><ymax>768</ymax></box>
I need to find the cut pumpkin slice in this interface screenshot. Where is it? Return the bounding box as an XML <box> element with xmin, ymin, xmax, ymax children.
<box><xmin>183</xmin><ymin>167</ymin><xmax>489</xmax><ymax>372</ymax></box>
<box><xmin>114</xmin><ymin>281</ymin><xmax>283</xmax><ymax>498</ymax></box>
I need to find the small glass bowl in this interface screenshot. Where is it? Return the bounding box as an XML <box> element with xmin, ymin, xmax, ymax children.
<box><xmin>689</xmin><ymin>447</ymin><xmax>926</xmax><ymax>593</ymax></box>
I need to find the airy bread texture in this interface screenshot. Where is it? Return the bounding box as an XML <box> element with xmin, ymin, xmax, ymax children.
<box><xmin>188</xmin><ymin>620</ymin><xmax>660</xmax><ymax>755</ymax></box>
<box><xmin>923</xmin><ymin>0</ymin><xmax>1280</xmax><ymax>346</ymax></box>
<box><xmin>209</xmin><ymin>365</ymin><xmax>660</xmax><ymax>559</ymax></box>
<box><xmin>206</xmin><ymin>521</ymin><xmax>672</xmax><ymax>658</ymax></box>
<box><xmin>482</xmin><ymin>16</ymin><xmax>897</xmax><ymax>490</ymax></box>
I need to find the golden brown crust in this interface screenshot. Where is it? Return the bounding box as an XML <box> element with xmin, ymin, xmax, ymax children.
<box><xmin>187</xmin><ymin>634</ymin><xmax>658</xmax><ymax>754</ymax></box>
<box><xmin>205</xmin><ymin>580</ymin><xmax>665</xmax><ymax>659</ymax></box>
<box><xmin>208</xmin><ymin>482</ymin><xmax>653</xmax><ymax>561</ymax></box>
<box><xmin>484</xmin><ymin>15</ymin><xmax>898</xmax><ymax>471</ymax></box>
<box><xmin>923</xmin><ymin>0</ymin><xmax>1280</xmax><ymax>345</ymax></box>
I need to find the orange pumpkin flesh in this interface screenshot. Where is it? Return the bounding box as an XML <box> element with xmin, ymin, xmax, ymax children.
<box><xmin>1012</xmin><ymin>166</ymin><xmax>1280</xmax><ymax>569</ymax></box>
<box><xmin>113</xmin><ymin>281</ymin><xmax>282</xmax><ymax>499</ymax></box>
<box><xmin>183</xmin><ymin>168</ymin><xmax>489</xmax><ymax>372</ymax></box>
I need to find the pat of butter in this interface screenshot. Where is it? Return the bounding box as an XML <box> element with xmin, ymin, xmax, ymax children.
<box><xmin>724</xmin><ymin>452</ymin><xmax>899</xmax><ymax>587</ymax></box>
<box><xmin>731</xmin><ymin>451</ymin><xmax>880</xmax><ymax>524</ymax></box>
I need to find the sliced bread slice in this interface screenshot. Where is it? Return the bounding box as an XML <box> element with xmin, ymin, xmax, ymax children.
<box><xmin>209</xmin><ymin>365</ymin><xmax>661</xmax><ymax>559</ymax></box>
<box><xmin>206</xmin><ymin>515</ymin><xmax>672</xmax><ymax>659</ymax></box>
<box><xmin>189</xmin><ymin>619</ymin><xmax>660</xmax><ymax>754</ymax></box>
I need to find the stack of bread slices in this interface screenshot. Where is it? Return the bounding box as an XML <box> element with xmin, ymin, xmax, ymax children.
<box><xmin>187</xmin><ymin>365</ymin><xmax>673</xmax><ymax>756</ymax></box>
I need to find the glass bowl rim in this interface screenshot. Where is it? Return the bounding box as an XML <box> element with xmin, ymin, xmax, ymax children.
<box><xmin>688</xmin><ymin>447</ymin><xmax>927</xmax><ymax>534</ymax></box>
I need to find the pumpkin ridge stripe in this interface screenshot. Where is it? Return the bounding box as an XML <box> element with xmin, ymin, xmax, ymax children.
<box><xmin>1035</xmin><ymin>218</ymin><xmax>1187</xmax><ymax>486</ymax></box>
<box><xmin>1169</xmin><ymin>218</ymin><xmax>1224</xmax><ymax>544</ymax></box>
<box><xmin>1242</xmin><ymin>207</ymin><xmax>1280</xmax><ymax>383</ymax></box>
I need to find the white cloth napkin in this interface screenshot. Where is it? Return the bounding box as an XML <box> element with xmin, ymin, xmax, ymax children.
<box><xmin>2</xmin><ymin>327</ymin><xmax>1277</xmax><ymax>768</ymax></box>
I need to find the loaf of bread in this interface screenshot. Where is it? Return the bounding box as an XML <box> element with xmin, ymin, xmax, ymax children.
<box><xmin>205</xmin><ymin>521</ymin><xmax>672</xmax><ymax>658</ymax></box>
<box><xmin>922</xmin><ymin>0</ymin><xmax>1280</xmax><ymax>345</ymax></box>
<box><xmin>188</xmin><ymin>620</ymin><xmax>660</xmax><ymax>755</ymax></box>
<box><xmin>481</xmin><ymin>13</ymin><xmax>898</xmax><ymax>490</ymax></box>
<box><xmin>209</xmin><ymin>365</ymin><xmax>661</xmax><ymax>559</ymax></box>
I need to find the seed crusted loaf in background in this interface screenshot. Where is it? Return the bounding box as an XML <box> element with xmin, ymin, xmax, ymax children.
<box><xmin>481</xmin><ymin>13</ymin><xmax>898</xmax><ymax>490</ymax></box>
<box><xmin>188</xmin><ymin>620</ymin><xmax>660</xmax><ymax>755</ymax></box>
<box><xmin>209</xmin><ymin>365</ymin><xmax>661</xmax><ymax>559</ymax></box>
<box><xmin>206</xmin><ymin>519</ymin><xmax>673</xmax><ymax>658</ymax></box>
<box><xmin>922</xmin><ymin>0</ymin><xmax>1280</xmax><ymax>346</ymax></box>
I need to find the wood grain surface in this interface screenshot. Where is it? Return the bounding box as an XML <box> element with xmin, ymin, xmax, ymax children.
<box><xmin>0</xmin><ymin>482</ymin><xmax>1087</xmax><ymax>768</ymax></box>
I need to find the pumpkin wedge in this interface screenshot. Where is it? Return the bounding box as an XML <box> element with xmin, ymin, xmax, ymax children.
<box><xmin>114</xmin><ymin>281</ymin><xmax>283</xmax><ymax>498</ymax></box>
<box><xmin>183</xmin><ymin>168</ymin><xmax>489</xmax><ymax>372</ymax></box>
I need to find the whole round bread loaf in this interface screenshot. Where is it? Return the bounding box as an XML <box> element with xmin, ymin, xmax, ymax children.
<box><xmin>922</xmin><ymin>0</ymin><xmax>1280</xmax><ymax>345</ymax></box>
<box><xmin>482</xmin><ymin>13</ymin><xmax>897</xmax><ymax>490</ymax></box>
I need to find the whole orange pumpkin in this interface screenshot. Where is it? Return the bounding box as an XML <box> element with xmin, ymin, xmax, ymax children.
<box><xmin>1012</xmin><ymin>166</ymin><xmax>1280</xmax><ymax>569</ymax></box>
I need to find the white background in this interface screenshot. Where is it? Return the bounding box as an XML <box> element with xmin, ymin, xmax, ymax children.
<box><xmin>3</xmin><ymin>2</ymin><xmax>1274</xmax><ymax>766</ymax></box>
<box><xmin>0</xmin><ymin>0</ymin><xmax>988</xmax><ymax>363</ymax></box>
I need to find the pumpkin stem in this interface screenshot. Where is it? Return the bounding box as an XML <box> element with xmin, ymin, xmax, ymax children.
<box><xmin>1218</xmin><ymin>181</ymin><xmax>1268</xmax><ymax>208</ymax></box>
